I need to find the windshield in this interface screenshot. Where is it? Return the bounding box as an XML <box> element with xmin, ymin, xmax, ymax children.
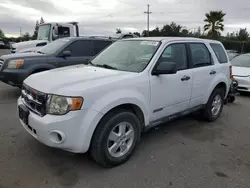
<box><xmin>231</xmin><ymin>54</ymin><xmax>250</xmax><ymax>67</ymax></box>
<box><xmin>37</xmin><ymin>24</ymin><xmax>51</xmax><ymax>40</ymax></box>
<box><xmin>38</xmin><ymin>39</ymin><xmax>69</xmax><ymax>55</ymax></box>
<box><xmin>91</xmin><ymin>40</ymin><xmax>161</xmax><ymax>72</ymax></box>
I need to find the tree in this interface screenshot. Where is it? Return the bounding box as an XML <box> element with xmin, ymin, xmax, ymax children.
<box><xmin>32</xmin><ymin>20</ymin><xmax>39</xmax><ymax>39</ymax></box>
<box><xmin>40</xmin><ymin>17</ymin><xmax>45</xmax><ymax>24</ymax></box>
<box><xmin>116</xmin><ymin>28</ymin><xmax>122</xmax><ymax>34</ymax></box>
<box><xmin>133</xmin><ymin>32</ymin><xmax>141</xmax><ymax>37</ymax></box>
<box><xmin>237</xmin><ymin>28</ymin><xmax>249</xmax><ymax>41</ymax></box>
<box><xmin>0</xmin><ymin>29</ymin><xmax>4</xmax><ymax>38</ymax></box>
<box><xmin>204</xmin><ymin>10</ymin><xmax>226</xmax><ymax>38</ymax></box>
<box><xmin>23</xmin><ymin>32</ymin><xmax>31</xmax><ymax>41</ymax></box>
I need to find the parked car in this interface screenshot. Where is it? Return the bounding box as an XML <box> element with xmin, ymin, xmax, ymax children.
<box><xmin>0</xmin><ymin>41</ymin><xmax>7</xmax><ymax>49</ymax></box>
<box><xmin>226</xmin><ymin>50</ymin><xmax>239</xmax><ymax>60</ymax></box>
<box><xmin>18</xmin><ymin>37</ymin><xmax>231</xmax><ymax>167</ymax></box>
<box><xmin>0</xmin><ymin>37</ymin><xmax>114</xmax><ymax>87</ymax></box>
<box><xmin>231</xmin><ymin>53</ymin><xmax>250</xmax><ymax>92</ymax></box>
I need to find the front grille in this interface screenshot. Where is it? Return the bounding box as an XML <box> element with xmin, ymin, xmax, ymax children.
<box><xmin>21</xmin><ymin>84</ymin><xmax>47</xmax><ymax>116</ymax></box>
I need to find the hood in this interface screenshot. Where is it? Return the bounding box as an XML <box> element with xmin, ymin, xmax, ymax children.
<box><xmin>1</xmin><ymin>51</ymin><xmax>47</xmax><ymax>60</ymax></box>
<box><xmin>12</xmin><ymin>40</ymin><xmax>48</xmax><ymax>52</ymax></box>
<box><xmin>24</xmin><ymin>65</ymin><xmax>135</xmax><ymax>95</ymax></box>
<box><xmin>19</xmin><ymin>46</ymin><xmax>43</xmax><ymax>53</ymax></box>
<box><xmin>232</xmin><ymin>66</ymin><xmax>250</xmax><ymax>77</ymax></box>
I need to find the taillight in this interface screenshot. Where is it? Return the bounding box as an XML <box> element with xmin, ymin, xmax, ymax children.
<box><xmin>229</xmin><ymin>65</ymin><xmax>232</xmax><ymax>78</ymax></box>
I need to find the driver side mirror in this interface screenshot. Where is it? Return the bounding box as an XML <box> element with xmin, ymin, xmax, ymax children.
<box><xmin>152</xmin><ymin>62</ymin><xmax>177</xmax><ymax>75</ymax></box>
<box><xmin>52</xmin><ymin>26</ymin><xmax>58</xmax><ymax>40</ymax></box>
<box><xmin>62</xmin><ymin>51</ymin><xmax>71</xmax><ymax>57</ymax></box>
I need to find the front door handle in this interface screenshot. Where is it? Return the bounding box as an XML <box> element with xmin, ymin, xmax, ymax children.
<box><xmin>181</xmin><ymin>75</ymin><xmax>191</xmax><ymax>81</ymax></box>
<box><xmin>210</xmin><ymin>70</ymin><xmax>216</xmax><ymax>75</ymax></box>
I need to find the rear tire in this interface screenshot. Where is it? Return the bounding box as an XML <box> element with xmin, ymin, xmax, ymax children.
<box><xmin>203</xmin><ymin>88</ymin><xmax>224</xmax><ymax>122</ymax></box>
<box><xmin>90</xmin><ymin>109</ymin><xmax>141</xmax><ymax>168</ymax></box>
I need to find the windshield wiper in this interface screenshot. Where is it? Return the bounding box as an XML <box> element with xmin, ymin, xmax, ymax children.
<box><xmin>95</xmin><ymin>64</ymin><xmax>117</xmax><ymax>70</ymax></box>
<box><xmin>84</xmin><ymin>61</ymin><xmax>95</xmax><ymax>66</ymax></box>
<box><xmin>36</xmin><ymin>51</ymin><xmax>45</xmax><ymax>54</ymax></box>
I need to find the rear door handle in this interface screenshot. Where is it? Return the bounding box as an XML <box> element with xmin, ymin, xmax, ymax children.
<box><xmin>210</xmin><ymin>70</ymin><xmax>216</xmax><ymax>75</ymax></box>
<box><xmin>181</xmin><ymin>75</ymin><xmax>191</xmax><ymax>81</ymax></box>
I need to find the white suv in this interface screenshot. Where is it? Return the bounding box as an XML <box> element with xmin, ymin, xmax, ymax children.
<box><xmin>17</xmin><ymin>37</ymin><xmax>231</xmax><ymax>167</ymax></box>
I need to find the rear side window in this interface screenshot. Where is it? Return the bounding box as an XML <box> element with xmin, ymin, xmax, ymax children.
<box><xmin>93</xmin><ymin>40</ymin><xmax>112</xmax><ymax>55</ymax></box>
<box><xmin>189</xmin><ymin>43</ymin><xmax>211</xmax><ymax>67</ymax></box>
<box><xmin>65</xmin><ymin>40</ymin><xmax>94</xmax><ymax>56</ymax></box>
<box><xmin>58</xmin><ymin>27</ymin><xmax>70</xmax><ymax>38</ymax></box>
<box><xmin>210</xmin><ymin>43</ymin><xmax>228</xmax><ymax>63</ymax></box>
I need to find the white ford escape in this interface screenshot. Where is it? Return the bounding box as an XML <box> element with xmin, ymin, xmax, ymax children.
<box><xmin>18</xmin><ymin>37</ymin><xmax>231</xmax><ymax>167</ymax></box>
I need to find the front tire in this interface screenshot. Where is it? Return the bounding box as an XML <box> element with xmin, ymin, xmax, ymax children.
<box><xmin>204</xmin><ymin>88</ymin><xmax>224</xmax><ymax>122</ymax></box>
<box><xmin>90</xmin><ymin>109</ymin><xmax>141</xmax><ymax>167</ymax></box>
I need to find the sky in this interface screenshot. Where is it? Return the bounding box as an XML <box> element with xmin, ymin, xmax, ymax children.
<box><xmin>0</xmin><ymin>0</ymin><xmax>250</xmax><ymax>37</ymax></box>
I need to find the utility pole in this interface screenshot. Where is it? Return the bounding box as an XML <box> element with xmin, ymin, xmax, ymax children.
<box><xmin>144</xmin><ymin>4</ymin><xmax>152</xmax><ymax>37</ymax></box>
<box><xmin>19</xmin><ymin>27</ymin><xmax>22</xmax><ymax>37</ymax></box>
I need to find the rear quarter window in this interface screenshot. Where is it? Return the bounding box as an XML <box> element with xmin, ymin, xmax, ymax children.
<box><xmin>210</xmin><ymin>43</ymin><xmax>228</xmax><ymax>64</ymax></box>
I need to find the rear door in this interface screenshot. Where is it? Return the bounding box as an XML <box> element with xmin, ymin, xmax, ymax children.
<box><xmin>93</xmin><ymin>40</ymin><xmax>113</xmax><ymax>56</ymax></box>
<box><xmin>57</xmin><ymin>40</ymin><xmax>94</xmax><ymax>67</ymax></box>
<box><xmin>188</xmin><ymin>42</ymin><xmax>216</xmax><ymax>107</ymax></box>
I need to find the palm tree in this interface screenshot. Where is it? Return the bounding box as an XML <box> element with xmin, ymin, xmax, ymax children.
<box><xmin>204</xmin><ymin>11</ymin><xmax>226</xmax><ymax>38</ymax></box>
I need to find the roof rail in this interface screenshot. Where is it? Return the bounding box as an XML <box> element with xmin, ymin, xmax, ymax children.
<box><xmin>88</xmin><ymin>36</ymin><xmax>114</xmax><ymax>39</ymax></box>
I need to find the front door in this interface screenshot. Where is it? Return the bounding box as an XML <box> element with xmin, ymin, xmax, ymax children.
<box><xmin>150</xmin><ymin>43</ymin><xmax>193</xmax><ymax>122</ymax></box>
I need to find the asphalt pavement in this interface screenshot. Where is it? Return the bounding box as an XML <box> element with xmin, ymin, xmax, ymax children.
<box><xmin>0</xmin><ymin>50</ymin><xmax>250</xmax><ymax>188</ymax></box>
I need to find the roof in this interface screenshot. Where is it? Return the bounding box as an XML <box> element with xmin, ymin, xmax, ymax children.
<box><xmin>123</xmin><ymin>37</ymin><xmax>221</xmax><ymax>43</ymax></box>
<box><xmin>57</xmin><ymin>36</ymin><xmax>115</xmax><ymax>42</ymax></box>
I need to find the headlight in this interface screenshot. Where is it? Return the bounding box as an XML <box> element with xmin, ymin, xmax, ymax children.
<box><xmin>47</xmin><ymin>95</ymin><xmax>83</xmax><ymax>115</ymax></box>
<box><xmin>7</xmin><ymin>59</ymin><xmax>24</xmax><ymax>69</ymax></box>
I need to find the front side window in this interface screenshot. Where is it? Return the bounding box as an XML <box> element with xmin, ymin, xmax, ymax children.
<box><xmin>158</xmin><ymin>43</ymin><xmax>187</xmax><ymax>70</ymax></box>
<box><xmin>210</xmin><ymin>43</ymin><xmax>228</xmax><ymax>63</ymax></box>
<box><xmin>91</xmin><ymin>40</ymin><xmax>161</xmax><ymax>72</ymax></box>
<box><xmin>39</xmin><ymin>38</ymin><xmax>69</xmax><ymax>55</ymax></box>
<box><xmin>189</xmin><ymin>43</ymin><xmax>211</xmax><ymax>67</ymax></box>
<box><xmin>231</xmin><ymin>54</ymin><xmax>250</xmax><ymax>67</ymax></box>
<box><xmin>37</xmin><ymin>24</ymin><xmax>51</xmax><ymax>41</ymax></box>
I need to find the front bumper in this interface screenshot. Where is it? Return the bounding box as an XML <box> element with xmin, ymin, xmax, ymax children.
<box><xmin>0</xmin><ymin>69</ymin><xmax>28</xmax><ymax>87</ymax></box>
<box><xmin>17</xmin><ymin>97</ymin><xmax>103</xmax><ymax>153</ymax></box>
<box><xmin>234</xmin><ymin>76</ymin><xmax>250</xmax><ymax>92</ymax></box>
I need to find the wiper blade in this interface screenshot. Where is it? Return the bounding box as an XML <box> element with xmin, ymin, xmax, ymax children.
<box><xmin>96</xmin><ymin>64</ymin><xmax>117</xmax><ymax>70</ymax></box>
<box><xmin>84</xmin><ymin>61</ymin><xmax>94</xmax><ymax>66</ymax></box>
<box><xmin>36</xmin><ymin>51</ymin><xmax>44</xmax><ymax>54</ymax></box>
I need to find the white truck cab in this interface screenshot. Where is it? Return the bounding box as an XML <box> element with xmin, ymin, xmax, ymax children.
<box><xmin>18</xmin><ymin>37</ymin><xmax>231</xmax><ymax>167</ymax></box>
<box><xmin>11</xmin><ymin>22</ymin><xmax>79</xmax><ymax>53</ymax></box>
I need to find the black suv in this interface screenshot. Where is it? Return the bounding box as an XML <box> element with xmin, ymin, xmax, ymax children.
<box><xmin>0</xmin><ymin>37</ymin><xmax>114</xmax><ymax>87</ymax></box>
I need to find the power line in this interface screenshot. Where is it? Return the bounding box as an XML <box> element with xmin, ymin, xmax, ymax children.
<box><xmin>144</xmin><ymin>4</ymin><xmax>152</xmax><ymax>37</ymax></box>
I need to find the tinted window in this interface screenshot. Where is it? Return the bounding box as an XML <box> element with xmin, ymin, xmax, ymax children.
<box><xmin>210</xmin><ymin>43</ymin><xmax>228</xmax><ymax>63</ymax></box>
<box><xmin>91</xmin><ymin>40</ymin><xmax>160</xmax><ymax>72</ymax></box>
<box><xmin>231</xmin><ymin>54</ymin><xmax>250</xmax><ymax>67</ymax></box>
<box><xmin>65</xmin><ymin>40</ymin><xmax>93</xmax><ymax>56</ymax></box>
<box><xmin>190</xmin><ymin>43</ymin><xmax>211</xmax><ymax>67</ymax></box>
<box><xmin>159</xmin><ymin>44</ymin><xmax>187</xmax><ymax>70</ymax></box>
<box><xmin>93</xmin><ymin>40</ymin><xmax>112</xmax><ymax>54</ymax></box>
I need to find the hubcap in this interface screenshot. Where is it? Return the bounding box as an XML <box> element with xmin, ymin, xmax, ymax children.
<box><xmin>107</xmin><ymin>122</ymin><xmax>135</xmax><ymax>158</ymax></box>
<box><xmin>211</xmin><ymin>94</ymin><xmax>222</xmax><ymax>116</ymax></box>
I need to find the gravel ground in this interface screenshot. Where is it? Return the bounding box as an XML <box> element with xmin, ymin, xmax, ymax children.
<box><xmin>0</xmin><ymin>49</ymin><xmax>250</xmax><ymax>188</ymax></box>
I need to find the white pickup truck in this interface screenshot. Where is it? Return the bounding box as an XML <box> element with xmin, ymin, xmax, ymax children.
<box><xmin>11</xmin><ymin>22</ymin><xmax>79</xmax><ymax>53</ymax></box>
<box><xmin>18</xmin><ymin>37</ymin><xmax>231</xmax><ymax>167</ymax></box>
